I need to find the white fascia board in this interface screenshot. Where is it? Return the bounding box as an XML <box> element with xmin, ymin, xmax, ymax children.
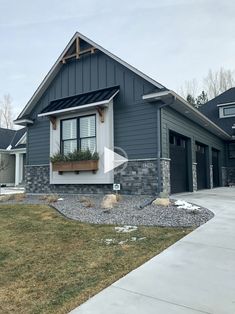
<box><xmin>14</xmin><ymin>119</ymin><xmax>33</xmax><ymax>125</ymax></box>
<box><xmin>142</xmin><ymin>90</ymin><xmax>171</xmax><ymax>100</ymax></box>
<box><xmin>217</xmin><ymin>102</ymin><xmax>235</xmax><ymax>107</ymax></box>
<box><xmin>15</xmin><ymin>132</ymin><xmax>27</xmax><ymax>147</ymax></box>
<box><xmin>143</xmin><ymin>90</ymin><xmax>231</xmax><ymax>140</ymax></box>
<box><xmin>38</xmin><ymin>90</ymin><xmax>119</xmax><ymax>117</ymax></box>
<box><xmin>17</xmin><ymin>32</ymin><xmax>164</xmax><ymax>120</ymax></box>
<box><xmin>38</xmin><ymin>100</ymin><xmax>108</xmax><ymax>118</ymax></box>
<box><xmin>10</xmin><ymin>148</ymin><xmax>26</xmax><ymax>154</ymax></box>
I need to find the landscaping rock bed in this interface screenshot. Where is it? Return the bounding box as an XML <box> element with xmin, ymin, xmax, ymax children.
<box><xmin>0</xmin><ymin>194</ymin><xmax>214</xmax><ymax>227</ymax></box>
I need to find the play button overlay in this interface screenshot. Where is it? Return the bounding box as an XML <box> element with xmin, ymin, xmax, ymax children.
<box><xmin>104</xmin><ymin>147</ymin><xmax>128</xmax><ymax>173</ymax></box>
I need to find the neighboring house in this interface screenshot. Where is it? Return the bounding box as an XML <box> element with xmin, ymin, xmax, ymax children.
<box><xmin>199</xmin><ymin>88</ymin><xmax>235</xmax><ymax>185</ymax></box>
<box><xmin>0</xmin><ymin>127</ymin><xmax>27</xmax><ymax>186</ymax></box>
<box><xmin>14</xmin><ymin>32</ymin><xmax>234</xmax><ymax>195</ymax></box>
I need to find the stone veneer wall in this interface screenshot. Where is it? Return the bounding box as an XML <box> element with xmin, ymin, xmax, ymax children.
<box><xmin>228</xmin><ymin>167</ymin><xmax>235</xmax><ymax>184</ymax></box>
<box><xmin>114</xmin><ymin>160</ymin><xmax>158</xmax><ymax>195</ymax></box>
<box><xmin>210</xmin><ymin>165</ymin><xmax>213</xmax><ymax>188</ymax></box>
<box><xmin>221</xmin><ymin>167</ymin><xmax>228</xmax><ymax>186</ymax></box>
<box><xmin>160</xmin><ymin>158</ymin><xmax>171</xmax><ymax>195</ymax></box>
<box><xmin>192</xmin><ymin>163</ymin><xmax>197</xmax><ymax>192</ymax></box>
<box><xmin>25</xmin><ymin>160</ymin><xmax>159</xmax><ymax>195</ymax></box>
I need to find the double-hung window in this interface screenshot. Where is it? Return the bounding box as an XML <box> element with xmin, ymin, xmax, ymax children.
<box><xmin>61</xmin><ymin>115</ymin><xmax>96</xmax><ymax>155</ymax></box>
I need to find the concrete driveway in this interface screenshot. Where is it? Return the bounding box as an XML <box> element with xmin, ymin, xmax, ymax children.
<box><xmin>70</xmin><ymin>188</ymin><xmax>235</xmax><ymax>314</ymax></box>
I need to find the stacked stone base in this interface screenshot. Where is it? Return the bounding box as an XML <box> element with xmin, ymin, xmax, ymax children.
<box><xmin>228</xmin><ymin>167</ymin><xmax>235</xmax><ymax>185</ymax></box>
<box><xmin>25</xmin><ymin>161</ymin><xmax>235</xmax><ymax>196</ymax></box>
<box><xmin>25</xmin><ymin>160</ymin><xmax>160</xmax><ymax>195</ymax></box>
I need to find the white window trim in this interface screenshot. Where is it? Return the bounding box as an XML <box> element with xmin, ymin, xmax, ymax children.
<box><xmin>219</xmin><ymin>104</ymin><xmax>235</xmax><ymax>118</ymax></box>
<box><xmin>50</xmin><ymin>102</ymin><xmax>114</xmax><ymax>185</ymax></box>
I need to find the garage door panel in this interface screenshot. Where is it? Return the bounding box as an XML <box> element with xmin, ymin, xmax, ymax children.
<box><xmin>170</xmin><ymin>133</ymin><xmax>188</xmax><ymax>194</ymax></box>
<box><xmin>196</xmin><ymin>143</ymin><xmax>207</xmax><ymax>190</ymax></box>
<box><xmin>212</xmin><ymin>149</ymin><xmax>220</xmax><ymax>187</ymax></box>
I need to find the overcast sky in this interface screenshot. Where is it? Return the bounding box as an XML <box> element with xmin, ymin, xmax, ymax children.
<box><xmin>0</xmin><ymin>0</ymin><xmax>235</xmax><ymax>118</ymax></box>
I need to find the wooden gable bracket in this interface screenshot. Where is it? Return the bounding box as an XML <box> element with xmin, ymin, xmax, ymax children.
<box><xmin>96</xmin><ymin>107</ymin><xmax>105</xmax><ymax>123</ymax></box>
<box><xmin>49</xmin><ymin>116</ymin><xmax>57</xmax><ymax>130</ymax></box>
<box><xmin>62</xmin><ymin>37</ymin><xmax>96</xmax><ymax>64</ymax></box>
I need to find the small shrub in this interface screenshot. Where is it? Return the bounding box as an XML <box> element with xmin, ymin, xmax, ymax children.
<box><xmin>50</xmin><ymin>152</ymin><xmax>66</xmax><ymax>163</ymax></box>
<box><xmin>39</xmin><ymin>194</ymin><xmax>59</xmax><ymax>203</ymax></box>
<box><xmin>0</xmin><ymin>195</ymin><xmax>12</xmax><ymax>202</ymax></box>
<box><xmin>50</xmin><ymin>149</ymin><xmax>99</xmax><ymax>163</ymax></box>
<box><xmin>116</xmin><ymin>194</ymin><xmax>123</xmax><ymax>202</ymax></box>
<box><xmin>13</xmin><ymin>193</ymin><xmax>26</xmax><ymax>202</ymax></box>
<box><xmin>0</xmin><ymin>193</ymin><xmax>26</xmax><ymax>202</ymax></box>
<box><xmin>79</xmin><ymin>196</ymin><xmax>94</xmax><ymax>208</ymax></box>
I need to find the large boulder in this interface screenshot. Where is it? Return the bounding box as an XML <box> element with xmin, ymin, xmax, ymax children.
<box><xmin>101</xmin><ymin>194</ymin><xmax>118</xmax><ymax>209</ymax></box>
<box><xmin>152</xmin><ymin>198</ymin><xmax>170</xmax><ymax>207</ymax></box>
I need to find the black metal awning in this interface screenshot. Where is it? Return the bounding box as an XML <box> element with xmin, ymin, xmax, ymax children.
<box><xmin>38</xmin><ymin>86</ymin><xmax>119</xmax><ymax>117</ymax></box>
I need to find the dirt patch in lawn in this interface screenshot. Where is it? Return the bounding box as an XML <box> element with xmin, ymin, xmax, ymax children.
<box><xmin>0</xmin><ymin>204</ymin><xmax>193</xmax><ymax>314</ymax></box>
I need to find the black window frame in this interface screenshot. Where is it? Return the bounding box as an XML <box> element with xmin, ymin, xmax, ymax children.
<box><xmin>60</xmin><ymin>114</ymin><xmax>96</xmax><ymax>155</ymax></box>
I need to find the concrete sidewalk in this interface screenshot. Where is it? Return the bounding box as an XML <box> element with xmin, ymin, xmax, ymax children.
<box><xmin>70</xmin><ymin>188</ymin><xmax>235</xmax><ymax>314</ymax></box>
<box><xmin>0</xmin><ymin>186</ymin><xmax>25</xmax><ymax>194</ymax></box>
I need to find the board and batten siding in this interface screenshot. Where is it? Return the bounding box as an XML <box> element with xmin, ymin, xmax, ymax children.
<box><xmin>27</xmin><ymin>120</ymin><xmax>50</xmax><ymax>165</ymax></box>
<box><xmin>27</xmin><ymin>50</ymin><xmax>160</xmax><ymax>165</ymax></box>
<box><xmin>161</xmin><ymin>107</ymin><xmax>226</xmax><ymax>165</ymax></box>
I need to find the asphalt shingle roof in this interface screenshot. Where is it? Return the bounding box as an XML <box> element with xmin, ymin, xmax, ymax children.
<box><xmin>199</xmin><ymin>88</ymin><xmax>235</xmax><ymax>136</ymax></box>
<box><xmin>0</xmin><ymin>127</ymin><xmax>26</xmax><ymax>150</ymax></box>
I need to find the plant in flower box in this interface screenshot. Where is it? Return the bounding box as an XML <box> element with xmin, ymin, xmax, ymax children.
<box><xmin>50</xmin><ymin>149</ymin><xmax>99</xmax><ymax>174</ymax></box>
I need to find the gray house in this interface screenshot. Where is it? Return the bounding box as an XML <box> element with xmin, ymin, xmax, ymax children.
<box><xmin>14</xmin><ymin>32</ymin><xmax>234</xmax><ymax>195</ymax></box>
<box><xmin>0</xmin><ymin>127</ymin><xmax>26</xmax><ymax>186</ymax></box>
<box><xmin>199</xmin><ymin>88</ymin><xmax>235</xmax><ymax>185</ymax></box>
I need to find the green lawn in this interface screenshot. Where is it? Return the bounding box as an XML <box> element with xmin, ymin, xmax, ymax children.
<box><xmin>0</xmin><ymin>204</ymin><xmax>193</xmax><ymax>314</ymax></box>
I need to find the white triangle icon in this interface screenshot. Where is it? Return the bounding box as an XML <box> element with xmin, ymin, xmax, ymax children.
<box><xmin>104</xmin><ymin>147</ymin><xmax>128</xmax><ymax>173</ymax></box>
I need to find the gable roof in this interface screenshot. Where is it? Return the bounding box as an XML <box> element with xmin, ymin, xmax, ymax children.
<box><xmin>199</xmin><ymin>87</ymin><xmax>235</xmax><ymax>136</ymax></box>
<box><xmin>0</xmin><ymin>128</ymin><xmax>16</xmax><ymax>149</ymax></box>
<box><xmin>15</xmin><ymin>32</ymin><xmax>165</xmax><ymax>122</ymax></box>
<box><xmin>10</xmin><ymin>127</ymin><xmax>27</xmax><ymax>149</ymax></box>
<box><xmin>0</xmin><ymin>127</ymin><xmax>26</xmax><ymax>150</ymax></box>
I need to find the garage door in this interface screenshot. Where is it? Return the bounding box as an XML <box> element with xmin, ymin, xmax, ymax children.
<box><xmin>212</xmin><ymin>149</ymin><xmax>220</xmax><ymax>187</ymax></box>
<box><xmin>170</xmin><ymin>132</ymin><xmax>188</xmax><ymax>194</ymax></box>
<box><xmin>196</xmin><ymin>142</ymin><xmax>207</xmax><ymax>190</ymax></box>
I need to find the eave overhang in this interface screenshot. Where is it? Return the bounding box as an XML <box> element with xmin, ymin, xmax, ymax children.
<box><xmin>143</xmin><ymin>90</ymin><xmax>231</xmax><ymax>141</ymax></box>
<box><xmin>13</xmin><ymin>118</ymin><xmax>34</xmax><ymax>126</ymax></box>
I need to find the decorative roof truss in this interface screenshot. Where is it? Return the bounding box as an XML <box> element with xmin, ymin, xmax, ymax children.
<box><xmin>61</xmin><ymin>37</ymin><xmax>96</xmax><ymax>64</ymax></box>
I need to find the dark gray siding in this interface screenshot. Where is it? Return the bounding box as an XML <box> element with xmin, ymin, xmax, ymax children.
<box><xmin>161</xmin><ymin>107</ymin><xmax>226</xmax><ymax>164</ymax></box>
<box><xmin>199</xmin><ymin>87</ymin><xmax>235</xmax><ymax>136</ymax></box>
<box><xmin>225</xmin><ymin>142</ymin><xmax>235</xmax><ymax>168</ymax></box>
<box><xmin>28</xmin><ymin>50</ymin><xmax>160</xmax><ymax>164</ymax></box>
<box><xmin>27</xmin><ymin>120</ymin><xmax>50</xmax><ymax>165</ymax></box>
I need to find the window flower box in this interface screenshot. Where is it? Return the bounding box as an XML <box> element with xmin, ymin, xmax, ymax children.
<box><xmin>52</xmin><ymin>159</ymin><xmax>99</xmax><ymax>174</ymax></box>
